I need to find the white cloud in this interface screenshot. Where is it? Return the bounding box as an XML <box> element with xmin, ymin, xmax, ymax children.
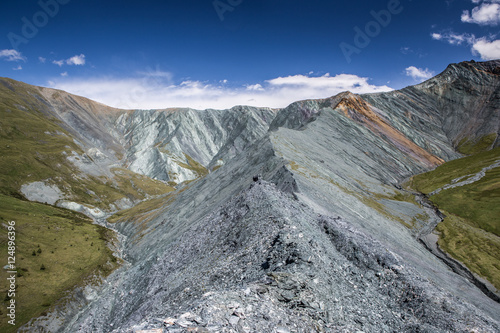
<box><xmin>431</xmin><ymin>32</ymin><xmax>475</xmax><ymax>45</ymax></box>
<box><xmin>53</xmin><ymin>59</ymin><xmax>65</xmax><ymax>66</ymax></box>
<box><xmin>12</xmin><ymin>65</ymin><xmax>22</xmax><ymax>71</ymax></box>
<box><xmin>0</xmin><ymin>49</ymin><xmax>26</xmax><ymax>62</ymax></box>
<box><xmin>431</xmin><ymin>33</ymin><xmax>442</xmax><ymax>40</ymax></box>
<box><xmin>461</xmin><ymin>1</ymin><xmax>500</xmax><ymax>25</ymax></box>
<box><xmin>432</xmin><ymin>30</ymin><xmax>500</xmax><ymax>60</ymax></box>
<box><xmin>405</xmin><ymin>66</ymin><xmax>434</xmax><ymax>81</ymax></box>
<box><xmin>53</xmin><ymin>54</ymin><xmax>86</xmax><ymax>66</ymax></box>
<box><xmin>471</xmin><ymin>38</ymin><xmax>500</xmax><ymax>59</ymax></box>
<box><xmin>39</xmin><ymin>56</ymin><xmax>46</xmax><ymax>63</ymax></box>
<box><xmin>246</xmin><ymin>84</ymin><xmax>264</xmax><ymax>91</ymax></box>
<box><xmin>266</xmin><ymin>73</ymin><xmax>392</xmax><ymax>93</ymax></box>
<box><xmin>47</xmin><ymin>73</ymin><xmax>393</xmax><ymax>110</ymax></box>
<box><xmin>60</xmin><ymin>72</ymin><xmax>68</xmax><ymax>77</ymax></box>
<box><xmin>66</xmin><ymin>54</ymin><xmax>85</xmax><ymax>65</ymax></box>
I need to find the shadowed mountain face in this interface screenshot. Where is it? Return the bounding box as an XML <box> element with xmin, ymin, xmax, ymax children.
<box><xmin>1</xmin><ymin>60</ymin><xmax>499</xmax><ymax>332</ymax></box>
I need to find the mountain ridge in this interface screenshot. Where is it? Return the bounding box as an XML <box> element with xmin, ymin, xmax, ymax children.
<box><xmin>1</xmin><ymin>60</ymin><xmax>499</xmax><ymax>332</ymax></box>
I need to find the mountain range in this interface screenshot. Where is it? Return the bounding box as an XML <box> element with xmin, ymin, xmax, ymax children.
<box><xmin>0</xmin><ymin>60</ymin><xmax>499</xmax><ymax>332</ymax></box>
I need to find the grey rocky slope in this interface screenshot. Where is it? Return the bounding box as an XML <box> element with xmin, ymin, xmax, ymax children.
<box><xmin>115</xmin><ymin>105</ymin><xmax>276</xmax><ymax>183</ymax></box>
<box><xmin>362</xmin><ymin>60</ymin><xmax>500</xmax><ymax>153</ymax></box>
<box><xmin>39</xmin><ymin>87</ymin><xmax>278</xmax><ymax>186</ymax></box>
<box><xmin>11</xmin><ymin>60</ymin><xmax>500</xmax><ymax>332</ymax></box>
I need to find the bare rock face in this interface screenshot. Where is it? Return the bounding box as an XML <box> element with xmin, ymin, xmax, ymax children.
<box><xmin>363</xmin><ymin>60</ymin><xmax>500</xmax><ymax>152</ymax></box>
<box><xmin>115</xmin><ymin>106</ymin><xmax>276</xmax><ymax>183</ymax></box>
<box><xmin>4</xmin><ymin>60</ymin><xmax>500</xmax><ymax>332</ymax></box>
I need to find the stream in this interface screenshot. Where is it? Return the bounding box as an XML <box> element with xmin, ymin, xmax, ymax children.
<box><xmin>411</xmin><ymin>190</ymin><xmax>500</xmax><ymax>303</ymax></box>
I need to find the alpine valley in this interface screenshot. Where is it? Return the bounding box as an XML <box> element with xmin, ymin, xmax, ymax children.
<box><xmin>1</xmin><ymin>60</ymin><xmax>500</xmax><ymax>332</ymax></box>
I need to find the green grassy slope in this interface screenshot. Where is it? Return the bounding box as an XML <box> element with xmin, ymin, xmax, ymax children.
<box><xmin>409</xmin><ymin>147</ymin><xmax>500</xmax><ymax>290</ymax></box>
<box><xmin>0</xmin><ymin>194</ymin><xmax>118</xmax><ymax>332</ymax></box>
<box><xmin>457</xmin><ymin>133</ymin><xmax>498</xmax><ymax>155</ymax></box>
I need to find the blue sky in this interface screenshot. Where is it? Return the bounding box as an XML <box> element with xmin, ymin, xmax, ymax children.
<box><xmin>0</xmin><ymin>0</ymin><xmax>499</xmax><ymax>109</ymax></box>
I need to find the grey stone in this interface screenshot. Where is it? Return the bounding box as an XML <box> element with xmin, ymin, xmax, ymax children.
<box><xmin>20</xmin><ymin>181</ymin><xmax>63</xmax><ymax>205</ymax></box>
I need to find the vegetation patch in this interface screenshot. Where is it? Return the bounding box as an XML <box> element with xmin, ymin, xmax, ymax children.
<box><xmin>0</xmin><ymin>84</ymin><xmax>84</xmax><ymax>198</ymax></box>
<box><xmin>212</xmin><ymin>164</ymin><xmax>222</xmax><ymax>172</ymax></box>
<box><xmin>108</xmin><ymin>194</ymin><xmax>173</xmax><ymax>225</ymax></box>
<box><xmin>457</xmin><ymin>133</ymin><xmax>497</xmax><ymax>155</ymax></box>
<box><xmin>178</xmin><ymin>153</ymin><xmax>208</xmax><ymax>178</ymax></box>
<box><xmin>431</xmin><ymin>166</ymin><xmax>500</xmax><ymax>237</ymax></box>
<box><xmin>0</xmin><ymin>194</ymin><xmax>119</xmax><ymax>333</ymax></box>
<box><xmin>408</xmin><ymin>146</ymin><xmax>500</xmax><ymax>291</ymax></box>
<box><xmin>407</xmin><ymin>146</ymin><xmax>500</xmax><ymax>194</ymax></box>
<box><xmin>111</xmin><ymin>167</ymin><xmax>175</xmax><ymax>199</ymax></box>
<box><xmin>108</xmin><ymin>178</ymin><xmax>197</xmax><ymax>242</ymax></box>
<box><xmin>436</xmin><ymin>212</ymin><xmax>500</xmax><ymax>290</ymax></box>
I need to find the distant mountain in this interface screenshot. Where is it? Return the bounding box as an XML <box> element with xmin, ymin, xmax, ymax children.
<box><xmin>1</xmin><ymin>60</ymin><xmax>499</xmax><ymax>332</ymax></box>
